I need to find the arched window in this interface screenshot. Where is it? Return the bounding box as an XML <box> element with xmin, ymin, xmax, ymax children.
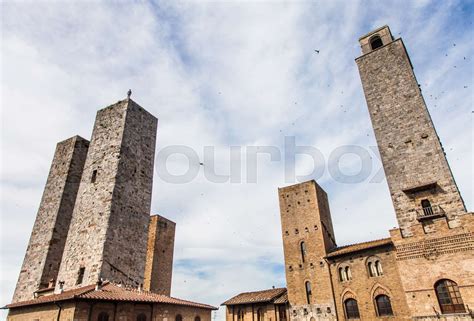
<box><xmin>421</xmin><ymin>199</ymin><xmax>433</xmax><ymax>216</ymax></box>
<box><xmin>344</xmin><ymin>299</ymin><xmax>360</xmax><ymax>319</ymax></box>
<box><xmin>367</xmin><ymin>258</ymin><xmax>382</xmax><ymax>277</ymax></box>
<box><xmin>98</xmin><ymin>312</ymin><xmax>109</xmax><ymax>321</ymax></box>
<box><xmin>375</xmin><ymin>295</ymin><xmax>393</xmax><ymax>316</ymax></box>
<box><xmin>305</xmin><ymin>281</ymin><xmax>312</xmax><ymax>304</ymax></box>
<box><xmin>137</xmin><ymin>313</ymin><xmax>147</xmax><ymax>321</ymax></box>
<box><xmin>339</xmin><ymin>267</ymin><xmax>346</xmax><ymax>281</ymax></box>
<box><xmin>237</xmin><ymin>309</ymin><xmax>244</xmax><ymax>321</ymax></box>
<box><xmin>176</xmin><ymin>315</ymin><xmax>183</xmax><ymax>321</ymax></box>
<box><xmin>345</xmin><ymin>266</ymin><xmax>352</xmax><ymax>280</ymax></box>
<box><xmin>300</xmin><ymin>242</ymin><xmax>306</xmax><ymax>263</ymax></box>
<box><xmin>370</xmin><ymin>36</ymin><xmax>383</xmax><ymax>50</ymax></box>
<box><xmin>257</xmin><ymin>308</ymin><xmax>264</xmax><ymax>321</ymax></box>
<box><xmin>375</xmin><ymin>261</ymin><xmax>383</xmax><ymax>276</ymax></box>
<box><xmin>368</xmin><ymin>262</ymin><xmax>374</xmax><ymax>277</ymax></box>
<box><xmin>435</xmin><ymin>279</ymin><xmax>466</xmax><ymax>314</ymax></box>
<box><xmin>195</xmin><ymin>317</ymin><xmax>201</xmax><ymax>321</ymax></box>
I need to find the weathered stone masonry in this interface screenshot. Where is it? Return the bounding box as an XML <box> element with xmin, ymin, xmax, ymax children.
<box><xmin>12</xmin><ymin>136</ymin><xmax>89</xmax><ymax>303</ymax></box>
<box><xmin>56</xmin><ymin>98</ymin><xmax>158</xmax><ymax>290</ymax></box>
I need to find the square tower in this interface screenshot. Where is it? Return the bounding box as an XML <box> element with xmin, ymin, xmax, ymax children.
<box><xmin>356</xmin><ymin>26</ymin><xmax>466</xmax><ymax>236</ymax></box>
<box><xmin>55</xmin><ymin>98</ymin><xmax>158</xmax><ymax>290</ymax></box>
<box><xmin>144</xmin><ymin>214</ymin><xmax>176</xmax><ymax>295</ymax></box>
<box><xmin>12</xmin><ymin>136</ymin><xmax>89</xmax><ymax>302</ymax></box>
<box><xmin>279</xmin><ymin>180</ymin><xmax>337</xmax><ymax>320</ymax></box>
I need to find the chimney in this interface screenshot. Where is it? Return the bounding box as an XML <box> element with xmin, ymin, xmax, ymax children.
<box><xmin>58</xmin><ymin>281</ymin><xmax>65</xmax><ymax>293</ymax></box>
<box><xmin>95</xmin><ymin>279</ymin><xmax>103</xmax><ymax>291</ymax></box>
<box><xmin>48</xmin><ymin>279</ymin><xmax>55</xmax><ymax>288</ymax></box>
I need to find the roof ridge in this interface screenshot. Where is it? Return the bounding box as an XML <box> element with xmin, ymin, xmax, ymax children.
<box><xmin>332</xmin><ymin>237</ymin><xmax>392</xmax><ymax>250</ymax></box>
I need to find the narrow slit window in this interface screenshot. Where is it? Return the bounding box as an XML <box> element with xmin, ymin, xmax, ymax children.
<box><xmin>76</xmin><ymin>267</ymin><xmax>85</xmax><ymax>285</ymax></box>
<box><xmin>91</xmin><ymin>170</ymin><xmax>98</xmax><ymax>183</ymax></box>
<box><xmin>305</xmin><ymin>281</ymin><xmax>312</xmax><ymax>304</ymax></box>
<box><xmin>300</xmin><ymin>242</ymin><xmax>307</xmax><ymax>263</ymax></box>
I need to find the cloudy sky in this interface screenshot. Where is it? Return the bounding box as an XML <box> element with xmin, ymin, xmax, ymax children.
<box><xmin>1</xmin><ymin>0</ymin><xmax>472</xmax><ymax>319</ymax></box>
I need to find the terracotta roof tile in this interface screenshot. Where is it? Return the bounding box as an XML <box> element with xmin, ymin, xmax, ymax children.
<box><xmin>7</xmin><ymin>282</ymin><xmax>217</xmax><ymax>310</ymax></box>
<box><xmin>222</xmin><ymin>288</ymin><xmax>287</xmax><ymax>306</ymax></box>
<box><xmin>326</xmin><ymin>237</ymin><xmax>393</xmax><ymax>258</ymax></box>
<box><xmin>273</xmin><ymin>292</ymin><xmax>288</xmax><ymax>305</ymax></box>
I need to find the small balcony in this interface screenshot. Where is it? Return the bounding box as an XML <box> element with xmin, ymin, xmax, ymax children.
<box><xmin>416</xmin><ymin>205</ymin><xmax>445</xmax><ymax>221</ymax></box>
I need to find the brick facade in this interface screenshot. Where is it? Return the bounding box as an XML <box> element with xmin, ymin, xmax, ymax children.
<box><xmin>7</xmin><ymin>300</ymin><xmax>212</xmax><ymax>321</ymax></box>
<box><xmin>12</xmin><ymin>136</ymin><xmax>89</xmax><ymax>303</ymax></box>
<box><xmin>279</xmin><ymin>181</ymin><xmax>337</xmax><ymax>320</ymax></box>
<box><xmin>144</xmin><ymin>215</ymin><xmax>176</xmax><ymax>295</ymax></box>
<box><xmin>225</xmin><ymin>25</ymin><xmax>473</xmax><ymax>321</ymax></box>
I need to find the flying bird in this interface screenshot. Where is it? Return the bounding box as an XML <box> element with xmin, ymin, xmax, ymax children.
<box><xmin>314</xmin><ymin>49</ymin><xmax>320</xmax><ymax>54</ymax></box>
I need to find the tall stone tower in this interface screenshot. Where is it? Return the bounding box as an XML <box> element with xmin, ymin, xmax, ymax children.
<box><xmin>12</xmin><ymin>136</ymin><xmax>89</xmax><ymax>302</ymax></box>
<box><xmin>55</xmin><ymin>98</ymin><xmax>158</xmax><ymax>290</ymax></box>
<box><xmin>279</xmin><ymin>180</ymin><xmax>337</xmax><ymax>321</ymax></box>
<box><xmin>356</xmin><ymin>26</ymin><xmax>466</xmax><ymax>237</ymax></box>
<box><xmin>144</xmin><ymin>215</ymin><xmax>176</xmax><ymax>296</ymax></box>
<box><xmin>357</xmin><ymin>26</ymin><xmax>474</xmax><ymax>318</ymax></box>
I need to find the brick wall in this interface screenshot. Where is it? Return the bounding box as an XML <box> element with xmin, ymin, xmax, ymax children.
<box><xmin>144</xmin><ymin>214</ymin><xmax>176</xmax><ymax>295</ymax></box>
<box><xmin>279</xmin><ymin>181</ymin><xmax>337</xmax><ymax>320</ymax></box>
<box><xmin>328</xmin><ymin>245</ymin><xmax>411</xmax><ymax>320</ymax></box>
<box><xmin>8</xmin><ymin>300</ymin><xmax>212</xmax><ymax>321</ymax></box>
<box><xmin>226</xmin><ymin>303</ymin><xmax>288</xmax><ymax>321</ymax></box>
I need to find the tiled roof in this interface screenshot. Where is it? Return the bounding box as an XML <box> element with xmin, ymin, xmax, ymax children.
<box><xmin>326</xmin><ymin>237</ymin><xmax>393</xmax><ymax>258</ymax></box>
<box><xmin>273</xmin><ymin>292</ymin><xmax>288</xmax><ymax>305</ymax></box>
<box><xmin>222</xmin><ymin>288</ymin><xmax>287</xmax><ymax>306</ymax></box>
<box><xmin>7</xmin><ymin>282</ymin><xmax>217</xmax><ymax>310</ymax></box>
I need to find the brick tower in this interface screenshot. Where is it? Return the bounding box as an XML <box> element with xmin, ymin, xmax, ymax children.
<box><xmin>12</xmin><ymin>136</ymin><xmax>89</xmax><ymax>302</ymax></box>
<box><xmin>356</xmin><ymin>26</ymin><xmax>466</xmax><ymax>237</ymax></box>
<box><xmin>144</xmin><ymin>215</ymin><xmax>176</xmax><ymax>295</ymax></box>
<box><xmin>279</xmin><ymin>180</ymin><xmax>338</xmax><ymax>321</ymax></box>
<box><xmin>55</xmin><ymin>98</ymin><xmax>158</xmax><ymax>290</ymax></box>
<box><xmin>357</xmin><ymin>26</ymin><xmax>474</xmax><ymax>318</ymax></box>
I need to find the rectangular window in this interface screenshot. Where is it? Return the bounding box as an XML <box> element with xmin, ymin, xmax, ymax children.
<box><xmin>76</xmin><ymin>267</ymin><xmax>85</xmax><ymax>285</ymax></box>
<box><xmin>91</xmin><ymin>170</ymin><xmax>97</xmax><ymax>183</ymax></box>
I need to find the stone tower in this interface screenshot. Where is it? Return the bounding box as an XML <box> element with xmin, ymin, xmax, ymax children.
<box><xmin>357</xmin><ymin>26</ymin><xmax>474</xmax><ymax>319</ymax></box>
<box><xmin>55</xmin><ymin>98</ymin><xmax>158</xmax><ymax>290</ymax></box>
<box><xmin>12</xmin><ymin>136</ymin><xmax>89</xmax><ymax>303</ymax></box>
<box><xmin>144</xmin><ymin>215</ymin><xmax>176</xmax><ymax>296</ymax></box>
<box><xmin>356</xmin><ymin>26</ymin><xmax>466</xmax><ymax>237</ymax></box>
<box><xmin>279</xmin><ymin>180</ymin><xmax>337</xmax><ymax>321</ymax></box>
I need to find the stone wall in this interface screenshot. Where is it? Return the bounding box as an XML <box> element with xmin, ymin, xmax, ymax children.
<box><xmin>356</xmin><ymin>26</ymin><xmax>466</xmax><ymax>237</ymax></box>
<box><xmin>56</xmin><ymin>98</ymin><xmax>158</xmax><ymax>290</ymax></box>
<box><xmin>144</xmin><ymin>214</ymin><xmax>176</xmax><ymax>295</ymax></box>
<box><xmin>279</xmin><ymin>181</ymin><xmax>337</xmax><ymax>321</ymax></box>
<box><xmin>356</xmin><ymin>25</ymin><xmax>474</xmax><ymax>320</ymax></box>
<box><xmin>12</xmin><ymin>136</ymin><xmax>89</xmax><ymax>302</ymax></box>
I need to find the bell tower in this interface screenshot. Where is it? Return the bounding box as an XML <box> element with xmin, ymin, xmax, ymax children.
<box><xmin>356</xmin><ymin>26</ymin><xmax>466</xmax><ymax>237</ymax></box>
